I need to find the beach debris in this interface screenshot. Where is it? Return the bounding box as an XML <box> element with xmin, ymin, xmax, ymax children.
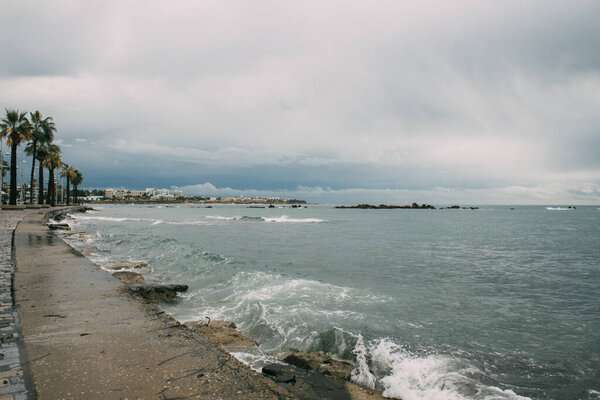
<box><xmin>112</xmin><ymin>271</ymin><xmax>146</xmax><ymax>284</ymax></box>
<box><xmin>107</xmin><ymin>261</ymin><xmax>148</xmax><ymax>270</ymax></box>
<box><xmin>124</xmin><ymin>283</ymin><xmax>188</xmax><ymax>302</ymax></box>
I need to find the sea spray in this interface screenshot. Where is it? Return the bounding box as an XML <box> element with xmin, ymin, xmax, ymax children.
<box><xmin>351</xmin><ymin>334</ymin><xmax>377</xmax><ymax>389</ymax></box>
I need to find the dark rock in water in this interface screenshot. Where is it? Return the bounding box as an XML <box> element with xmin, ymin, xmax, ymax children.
<box><xmin>125</xmin><ymin>284</ymin><xmax>188</xmax><ymax>302</ymax></box>
<box><xmin>281</xmin><ymin>351</ymin><xmax>354</xmax><ymax>381</ymax></box>
<box><xmin>336</xmin><ymin>203</ymin><xmax>435</xmax><ymax>210</ymax></box>
<box><xmin>262</xmin><ymin>363</ymin><xmax>349</xmax><ymax>400</ymax></box>
<box><xmin>112</xmin><ymin>271</ymin><xmax>146</xmax><ymax>284</ymax></box>
<box><xmin>48</xmin><ymin>223</ymin><xmax>71</xmax><ymax>231</ymax></box>
<box><xmin>268</xmin><ymin>204</ymin><xmax>275</xmax><ymax>208</ymax></box>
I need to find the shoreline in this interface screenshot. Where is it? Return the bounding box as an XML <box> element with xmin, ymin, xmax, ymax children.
<box><xmin>13</xmin><ymin>208</ymin><xmax>388</xmax><ymax>399</ymax></box>
<box><xmin>13</xmin><ymin>208</ymin><xmax>294</xmax><ymax>399</ymax></box>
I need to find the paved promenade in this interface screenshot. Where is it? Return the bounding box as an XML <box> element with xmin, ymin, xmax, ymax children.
<box><xmin>0</xmin><ymin>209</ymin><xmax>32</xmax><ymax>400</ymax></box>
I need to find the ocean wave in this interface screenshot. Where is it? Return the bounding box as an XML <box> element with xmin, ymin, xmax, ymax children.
<box><xmin>544</xmin><ymin>207</ymin><xmax>574</xmax><ymax>211</ymax></box>
<box><xmin>205</xmin><ymin>215</ymin><xmax>326</xmax><ymax>223</ymax></box>
<box><xmin>366</xmin><ymin>339</ymin><xmax>531</xmax><ymax>400</ymax></box>
<box><xmin>165</xmin><ymin>220</ymin><xmax>208</xmax><ymax>226</ymax></box>
<box><xmin>75</xmin><ymin>215</ymin><xmax>146</xmax><ymax>222</ymax></box>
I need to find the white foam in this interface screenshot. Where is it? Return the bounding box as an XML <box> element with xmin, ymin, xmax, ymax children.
<box><xmin>230</xmin><ymin>352</ymin><xmax>282</xmax><ymax>372</ymax></box>
<box><xmin>366</xmin><ymin>339</ymin><xmax>531</xmax><ymax>400</ymax></box>
<box><xmin>351</xmin><ymin>334</ymin><xmax>377</xmax><ymax>389</ymax></box>
<box><xmin>206</xmin><ymin>215</ymin><xmax>326</xmax><ymax>223</ymax></box>
<box><xmin>545</xmin><ymin>207</ymin><xmax>573</xmax><ymax>211</ymax></box>
<box><xmin>206</xmin><ymin>215</ymin><xmax>239</xmax><ymax>220</ymax></box>
<box><xmin>152</xmin><ymin>220</ymin><xmax>163</xmax><ymax>225</ymax></box>
<box><xmin>75</xmin><ymin>216</ymin><xmax>141</xmax><ymax>222</ymax></box>
<box><xmin>263</xmin><ymin>215</ymin><xmax>326</xmax><ymax>223</ymax></box>
<box><xmin>164</xmin><ymin>220</ymin><xmax>208</xmax><ymax>225</ymax></box>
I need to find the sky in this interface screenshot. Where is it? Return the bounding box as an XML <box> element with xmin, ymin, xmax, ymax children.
<box><xmin>1</xmin><ymin>1</ymin><xmax>600</xmax><ymax>204</ymax></box>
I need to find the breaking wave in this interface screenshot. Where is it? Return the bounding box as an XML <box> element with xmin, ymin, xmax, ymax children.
<box><xmin>206</xmin><ymin>215</ymin><xmax>326</xmax><ymax>223</ymax></box>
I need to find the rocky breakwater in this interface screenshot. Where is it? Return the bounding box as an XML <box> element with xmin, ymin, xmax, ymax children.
<box><xmin>336</xmin><ymin>203</ymin><xmax>435</xmax><ymax>209</ymax></box>
<box><xmin>185</xmin><ymin>319</ymin><xmax>259</xmax><ymax>353</ymax></box>
<box><xmin>262</xmin><ymin>350</ymin><xmax>388</xmax><ymax>400</ymax></box>
<box><xmin>123</xmin><ymin>283</ymin><xmax>188</xmax><ymax>303</ymax></box>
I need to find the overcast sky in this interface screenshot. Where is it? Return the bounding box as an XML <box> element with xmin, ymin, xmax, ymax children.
<box><xmin>2</xmin><ymin>1</ymin><xmax>600</xmax><ymax>204</ymax></box>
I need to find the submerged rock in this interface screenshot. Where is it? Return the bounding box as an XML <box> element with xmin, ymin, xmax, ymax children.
<box><xmin>279</xmin><ymin>350</ymin><xmax>354</xmax><ymax>381</ymax></box>
<box><xmin>185</xmin><ymin>319</ymin><xmax>258</xmax><ymax>352</ymax></box>
<box><xmin>262</xmin><ymin>363</ymin><xmax>349</xmax><ymax>400</ymax></box>
<box><xmin>108</xmin><ymin>261</ymin><xmax>148</xmax><ymax>270</ymax></box>
<box><xmin>125</xmin><ymin>284</ymin><xmax>187</xmax><ymax>302</ymax></box>
<box><xmin>112</xmin><ymin>271</ymin><xmax>146</xmax><ymax>284</ymax></box>
<box><xmin>48</xmin><ymin>223</ymin><xmax>71</xmax><ymax>231</ymax></box>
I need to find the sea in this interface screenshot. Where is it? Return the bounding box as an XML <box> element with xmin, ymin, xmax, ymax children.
<box><xmin>57</xmin><ymin>204</ymin><xmax>600</xmax><ymax>400</ymax></box>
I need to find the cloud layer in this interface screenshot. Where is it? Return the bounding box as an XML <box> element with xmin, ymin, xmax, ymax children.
<box><xmin>2</xmin><ymin>1</ymin><xmax>600</xmax><ymax>203</ymax></box>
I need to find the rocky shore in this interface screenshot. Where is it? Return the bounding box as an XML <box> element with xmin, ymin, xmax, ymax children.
<box><xmin>11</xmin><ymin>207</ymin><xmax>390</xmax><ymax>399</ymax></box>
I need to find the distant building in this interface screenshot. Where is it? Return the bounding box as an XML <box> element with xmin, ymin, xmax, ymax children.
<box><xmin>104</xmin><ymin>189</ymin><xmax>126</xmax><ymax>200</ymax></box>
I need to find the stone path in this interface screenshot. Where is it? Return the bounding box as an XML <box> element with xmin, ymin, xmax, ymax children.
<box><xmin>0</xmin><ymin>210</ymin><xmax>32</xmax><ymax>400</ymax></box>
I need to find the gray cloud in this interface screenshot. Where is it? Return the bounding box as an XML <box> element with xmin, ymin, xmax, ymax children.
<box><xmin>2</xmin><ymin>1</ymin><xmax>600</xmax><ymax>203</ymax></box>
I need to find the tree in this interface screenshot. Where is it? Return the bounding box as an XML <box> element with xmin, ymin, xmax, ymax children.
<box><xmin>60</xmin><ymin>164</ymin><xmax>75</xmax><ymax>205</ymax></box>
<box><xmin>71</xmin><ymin>169</ymin><xmax>83</xmax><ymax>204</ymax></box>
<box><xmin>42</xmin><ymin>144</ymin><xmax>61</xmax><ymax>207</ymax></box>
<box><xmin>0</xmin><ymin>109</ymin><xmax>32</xmax><ymax>205</ymax></box>
<box><xmin>25</xmin><ymin>111</ymin><xmax>55</xmax><ymax>204</ymax></box>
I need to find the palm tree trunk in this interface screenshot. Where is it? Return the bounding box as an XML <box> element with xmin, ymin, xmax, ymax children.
<box><xmin>9</xmin><ymin>144</ymin><xmax>17</xmax><ymax>205</ymax></box>
<box><xmin>48</xmin><ymin>169</ymin><xmax>56</xmax><ymax>207</ymax></box>
<box><xmin>66</xmin><ymin>176</ymin><xmax>71</xmax><ymax>205</ymax></box>
<box><xmin>29</xmin><ymin>144</ymin><xmax>36</xmax><ymax>205</ymax></box>
<box><xmin>74</xmin><ymin>184</ymin><xmax>78</xmax><ymax>204</ymax></box>
<box><xmin>46</xmin><ymin>169</ymin><xmax>53</xmax><ymax>205</ymax></box>
<box><xmin>38</xmin><ymin>165</ymin><xmax>44</xmax><ymax>205</ymax></box>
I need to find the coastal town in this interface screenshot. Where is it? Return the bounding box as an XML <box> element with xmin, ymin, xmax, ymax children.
<box><xmin>95</xmin><ymin>188</ymin><xmax>306</xmax><ymax>204</ymax></box>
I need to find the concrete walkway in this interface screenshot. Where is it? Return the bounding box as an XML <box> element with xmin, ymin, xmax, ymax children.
<box><xmin>12</xmin><ymin>209</ymin><xmax>294</xmax><ymax>399</ymax></box>
<box><xmin>0</xmin><ymin>209</ymin><xmax>34</xmax><ymax>400</ymax></box>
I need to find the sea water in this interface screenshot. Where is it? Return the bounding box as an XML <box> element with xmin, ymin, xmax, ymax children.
<box><xmin>60</xmin><ymin>204</ymin><xmax>600</xmax><ymax>399</ymax></box>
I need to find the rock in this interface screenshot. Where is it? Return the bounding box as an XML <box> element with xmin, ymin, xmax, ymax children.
<box><xmin>262</xmin><ymin>363</ymin><xmax>350</xmax><ymax>400</ymax></box>
<box><xmin>336</xmin><ymin>203</ymin><xmax>435</xmax><ymax>210</ymax></box>
<box><xmin>48</xmin><ymin>223</ymin><xmax>71</xmax><ymax>231</ymax></box>
<box><xmin>345</xmin><ymin>382</ymin><xmax>389</xmax><ymax>399</ymax></box>
<box><xmin>125</xmin><ymin>284</ymin><xmax>187</xmax><ymax>302</ymax></box>
<box><xmin>186</xmin><ymin>319</ymin><xmax>258</xmax><ymax>351</ymax></box>
<box><xmin>112</xmin><ymin>271</ymin><xmax>146</xmax><ymax>284</ymax></box>
<box><xmin>281</xmin><ymin>351</ymin><xmax>354</xmax><ymax>381</ymax></box>
<box><xmin>108</xmin><ymin>261</ymin><xmax>148</xmax><ymax>270</ymax></box>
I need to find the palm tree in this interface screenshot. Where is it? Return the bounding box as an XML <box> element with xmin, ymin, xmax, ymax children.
<box><xmin>72</xmin><ymin>169</ymin><xmax>83</xmax><ymax>204</ymax></box>
<box><xmin>0</xmin><ymin>109</ymin><xmax>32</xmax><ymax>205</ymax></box>
<box><xmin>42</xmin><ymin>144</ymin><xmax>61</xmax><ymax>207</ymax></box>
<box><xmin>60</xmin><ymin>164</ymin><xmax>75</xmax><ymax>205</ymax></box>
<box><xmin>25</xmin><ymin>111</ymin><xmax>55</xmax><ymax>204</ymax></box>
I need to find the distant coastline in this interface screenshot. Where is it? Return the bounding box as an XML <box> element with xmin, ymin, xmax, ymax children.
<box><xmin>84</xmin><ymin>198</ymin><xmax>308</xmax><ymax>206</ymax></box>
<box><xmin>336</xmin><ymin>203</ymin><xmax>479</xmax><ymax>210</ymax></box>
